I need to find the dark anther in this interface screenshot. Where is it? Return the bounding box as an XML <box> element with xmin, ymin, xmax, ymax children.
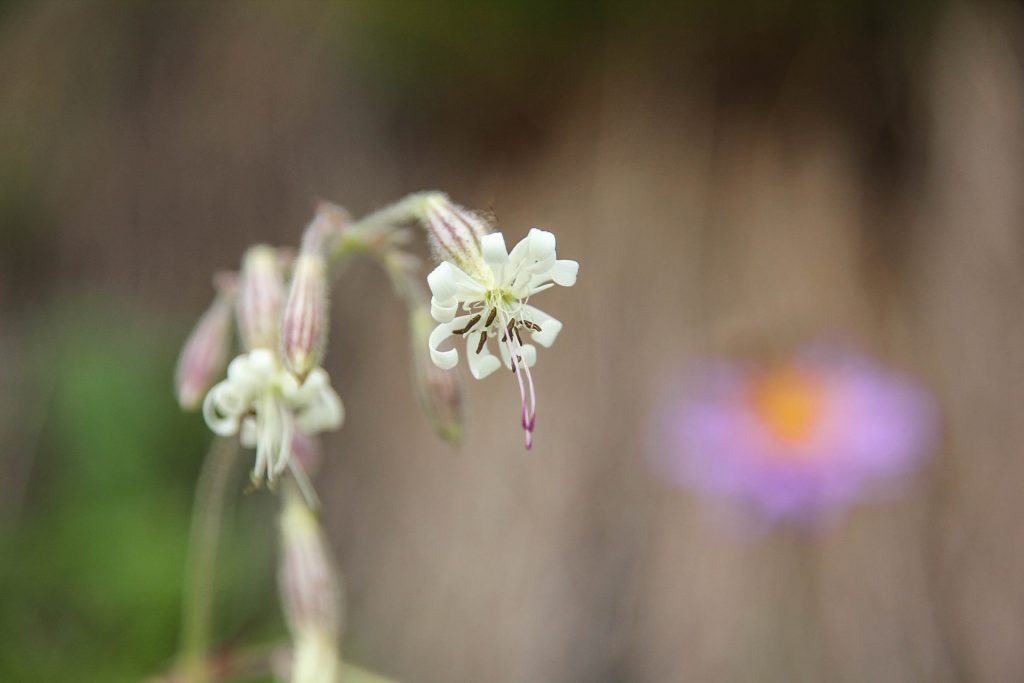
<box><xmin>514</xmin><ymin>327</ymin><xmax>523</xmax><ymax>345</ymax></box>
<box><xmin>454</xmin><ymin>314</ymin><xmax>481</xmax><ymax>336</ymax></box>
<box><xmin>524</xmin><ymin>320</ymin><xmax>542</xmax><ymax>332</ymax></box>
<box><xmin>476</xmin><ymin>332</ymin><xmax>487</xmax><ymax>354</ymax></box>
<box><xmin>484</xmin><ymin>308</ymin><xmax>497</xmax><ymax>328</ymax></box>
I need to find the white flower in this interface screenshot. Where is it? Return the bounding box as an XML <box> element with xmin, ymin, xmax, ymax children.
<box><xmin>203</xmin><ymin>349</ymin><xmax>344</xmax><ymax>490</ymax></box>
<box><xmin>426</xmin><ymin>227</ymin><xmax>578</xmax><ymax>448</ymax></box>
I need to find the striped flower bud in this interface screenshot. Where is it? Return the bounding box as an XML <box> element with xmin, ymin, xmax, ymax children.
<box><xmin>410</xmin><ymin>307</ymin><xmax>463</xmax><ymax>445</ymax></box>
<box><xmin>237</xmin><ymin>245</ymin><xmax>285</xmax><ymax>351</ymax></box>
<box><xmin>279</xmin><ymin>488</ymin><xmax>341</xmax><ymax>683</ymax></box>
<box><xmin>175</xmin><ymin>278</ymin><xmax>236</xmax><ymax>410</ymax></box>
<box><xmin>281</xmin><ymin>253</ymin><xmax>328</xmax><ymax>377</ymax></box>
<box><xmin>418</xmin><ymin>193</ymin><xmax>490</xmax><ymax>281</ymax></box>
<box><xmin>281</xmin><ymin>204</ymin><xmax>348</xmax><ymax>377</ymax></box>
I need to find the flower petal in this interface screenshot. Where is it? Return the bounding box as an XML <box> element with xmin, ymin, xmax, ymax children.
<box><xmin>202</xmin><ymin>382</ymin><xmax>245</xmax><ymax>436</ymax></box>
<box><xmin>240</xmin><ymin>416</ymin><xmax>257</xmax><ymax>447</ymax></box>
<box><xmin>481</xmin><ymin>232</ymin><xmax>509</xmax><ymax>266</ymax></box>
<box><xmin>549</xmin><ymin>259</ymin><xmax>578</xmax><ymax>287</ymax></box>
<box><xmin>429</xmin><ymin>318</ymin><xmax>468</xmax><ymax>370</ymax></box>
<box><xmin>527</xmin><ymin>228</ymin><xmax>556</xmax><ymax>261</ymax></box>
<box><xmin>520</xmin><ymin>343</ymin><xmax>537</xmax><ymax>367</ymax></box>
<box><xmin>521</xmin><ymin>305</ymin><xmax>562</xmax><ymax>348</ymax></box>
<box><xmin>466</xmin><ymin>332</ymin><xmax>502</xmax><ymax>379</ymax></box>
<box><xmin>427</xmin><ymin>262</ymin><xmax>457</xmax><ymax>301</ymax></box>
<box><xmin>431</xmin><ymin>296</ymin><xmax>458</xmax><ymax>323</ymax></box>
<box><xmin>506</xmin><ymin>232</ymin><xmax>531</xmax><ymax>271</ymax></box>
<box><xmin>296</xmin><ymin>385</ymin><xmax>345</xmax><ymax>433</ymax></box>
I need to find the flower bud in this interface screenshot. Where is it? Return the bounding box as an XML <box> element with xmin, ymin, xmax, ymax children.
<box><xmin>418</xmin><ymin>193</ymin><xmax>490</xmax><ymax>280</ymax></box>
<box><xmin>302</xmin><ymin>201</ymin><xmax>350</xmax><ymax>255</ymax></box>
<box><xmin>410</xmin><ymin>307</ymin><xmax>464</xmax><ymax>445</ymax></box>
<box><xmin>237</xmin><ymin>245</ymin><xmax>285</xmax><ymax>351</ymax></box>
<box><xmin>279</xmin><ymin>489</ymin><xmax>341</xmax><ymax>654</ymax></box>
<box><xmin>175</xmin><ymin>278</ymin><xmax>236</xmax><ymax>410</ymax></box>
<box><xmin>281</xmin><ymin>253</ymin><xmax>328</xmax><ymax>377</ymax></box>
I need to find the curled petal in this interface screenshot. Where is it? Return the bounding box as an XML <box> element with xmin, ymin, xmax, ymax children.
<box><xmin>521</xmin><ymin>304</ymin><xmax>563</xmax><ymax>347</ymax></box>
<box><xmin>481</xmin><ymin>232</ymin><xmax>509</xmax><ymax>267</ymax></box>
<box><xmin>203</xmin><ymin>382</ymin><xmax>244</xmax><ymax>436</ymax></box>
<box><xmin>429</xmin><ymin>317</ymin><xmax>471</xmax><ymax>370</ymax></box>
<box><xmin>295</xmin><ymin>385</ymin><xmax>345</xmax><ymax>434</ymax></box>
<box><xmin>527</xmin><ymin>228</ymin><xmax>556</xmax><ymax>261</ymax></box>
<box><xmin>549</xmin><ymin>259</ymin><xmax>578</xmax><ymax>287</ymax></box>
<box><xmin>466</xmin><ymin>333</ymin><xmax>502</xmax><ymax>379</ymax></box>
<box><xmin>282</xmin><ymin>367</ymin><xmax>322</xmax><ymax>405</ymax></box>
<box><xmin>533</xmin><ymin>319</ymin><xmax>562</xmax><ymax>347</ymax></box>
<box><xmin>427</xmin><ymin>262</ymin><xmax>457</xmax><ymax>301</ymax></box>
<box><xmin>431</xmin><ymin>296</ymin><xmax>458</xmax><ymax>323</ymax></box>
<box><xmin>228</xmin><ymin>349</ymin><xmax>276</xmax><ymax>391</ymax></box>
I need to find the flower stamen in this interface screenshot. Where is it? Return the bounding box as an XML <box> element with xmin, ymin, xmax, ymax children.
<box><xmin>497</xmin><ymin>309</ymin><xmax>537</xmax><ymax>449</ymax></box>
<box><xmin>454</xmin><ymin>314</ymin><xmax>481</xmax><ymax>336</ymax></box>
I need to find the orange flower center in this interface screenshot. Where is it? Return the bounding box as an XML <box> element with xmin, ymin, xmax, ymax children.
<box><xmin>749</xmin><ymin>368</ymin><xmax>823</xmax><ymax>446</ymax></box>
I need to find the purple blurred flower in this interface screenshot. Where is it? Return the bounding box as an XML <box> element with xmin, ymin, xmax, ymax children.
<box><xmin>655</xmin><ymin>345</ymin><xmax>937</xmax><ymax>525</ymax></box>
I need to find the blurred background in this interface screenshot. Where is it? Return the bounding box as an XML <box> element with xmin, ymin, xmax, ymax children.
<box><xmin>2</xmin><ymin>1</ymin><xmax>1024</xmax><ymax>681</ymax></box>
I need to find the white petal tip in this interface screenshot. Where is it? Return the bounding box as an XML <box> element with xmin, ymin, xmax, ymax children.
<box><xmin>532</xmin><ymin>319</ymin><xmax>563</xmax><ymax>347</ymax></box>
<box><xmin>427</xmin><ymin>263</ymin><xmax>457</xmax><ymax>299</ymax></box>
<box><xmin>481</xmin><ymin>232</ymin><xmax>509</xmax><ymax>266</ymax></box>
<box><xmin>469</xmin><ymin>355</ymin><xmax>502</xmax><ymax>379</ymax></box>
<box><xmin>430</xmin><ymin>297</ymin><xmax>458</xmax><ymax>323</ymax></box>
<box><xmin>430</xmin><ymin>347</ymin><xmax>459</xmax><ymax>370</ymax></box>
<box><xmin>528</xmin><ymin>229</ymin><xmax>556</xmax><ymax>260</ymax></box>
<box><xmin>551</xmin><ymin>260</ymin><xmax>578</xmax><ymax>287</ymax></box>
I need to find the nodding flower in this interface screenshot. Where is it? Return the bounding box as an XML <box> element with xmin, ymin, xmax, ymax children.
<box><xmin>203</xmin><ymin>349</ymin><xmax>343</xmax><ymax>502</ymax></box>
<box><xmin>421</xmin><ymin>195</ymin><xmax>578</xmax><ymax>449</ymax></box>
<box><xmin>200</xmin><ymin>238</ymin><xmax>344</xmax><ymax>505</ymax></box>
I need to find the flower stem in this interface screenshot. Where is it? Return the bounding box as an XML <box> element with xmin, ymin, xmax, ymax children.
<box><xmin>328</xmin><ymin>192</ymin><xmax>442</xmax><ymax>267</ymax></box>
<box><xmin>148</xmin><ymin>641</ymin><xmax>401</xmax><ymax>683</ymax></box>
<box><xmin>178</xmin><ymin>437</ymin><xmax>241</xmax><ymax>683</ymax></box>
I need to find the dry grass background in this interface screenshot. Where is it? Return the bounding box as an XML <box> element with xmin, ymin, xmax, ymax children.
<box><xmin>3</xmin><ymin>2</ymin><xmax>1024</xmax><ymax>682</ymax></box>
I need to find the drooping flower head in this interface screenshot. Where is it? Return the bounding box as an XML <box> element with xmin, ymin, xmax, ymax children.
<box><xmin>420</xmin><ymin>194</ymin><xmax>578</xmax><ymax>448</ymax></box>
<box><xmin>655</xmin><ymin>344</ymin><xmax>937</xmax><ymax>526</ymax></box>
<box><xmin>204</xmin><ymin>349</ymin><xmax>343</xmax><ymax>498</ymax></box>
<box><xmin>198</xmin><ymin>241</ymin><xmax>344</xmax><ymax>503</ymax></box>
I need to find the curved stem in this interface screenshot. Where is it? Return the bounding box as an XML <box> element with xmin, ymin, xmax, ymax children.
<box><xmin>178</xmin><ymin>437</ymin><xmax>241</xmax><ymax>683</ymax></box>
